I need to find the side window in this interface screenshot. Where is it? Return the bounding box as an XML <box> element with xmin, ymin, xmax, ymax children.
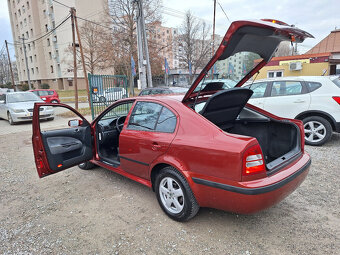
<box><xmin>128</xmin><ymin>102</ymin><xmax>177</xmax><ymax>133</ymax></box>
<box><xmin>140</xmin><ymin>90</ymin><xmax>149</xmax><ymax>96</ymax></box>
<box><xmin>0</xmin><ymin>94</ymin><xmax>5</xmax><ymax>102</ymax></box>
<box><xmin>39</xmin><ymin>91</ymin><xmax>49</xmax><ymax>96</ymax></box>
<box><xmin>128</xmin><ymin>102</ymin><xmax>163</xmax><ymax>130</ymax></box>
<box><xmin>249</xmin><ymin>82</ymin><xmax>268</xmax><ymax>98</ymax></box>
<box><xmin>101</xmin><ymin>101</ymin><xmax>134</xmax><ymax>120</ymax></box>
<box><xmin>155</xmin><ymin>107</ymin><xmax>177</xmax><ymax>133</ymax></box>
<box><xmin>31</xmin><ymin>91</ymin><xmax>39</xmax><ymax>96</ymax></box>
<box><xmin>271</xmin><ymin>81</ymin><xmax>302</xmax><ymax>96</ymax></box>
<box><xmin>306</xmin><ymin>81</ymin><xmax>322</xmax><ymax>92</ymax></box>
<box><xmin>47</xmin><ymin>90</ymin><xmax>54</xmax><ymax>95</ymax></box>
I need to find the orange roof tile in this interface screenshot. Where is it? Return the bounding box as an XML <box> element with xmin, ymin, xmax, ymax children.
<box><xmin>254</xmin><ymin>52</ymin><xmax>331</xmax><ymax>63</ymax></box>
<box><xmin>307</xmin><ymin>29</ymin><xmax>340</xmax><ymax>54</ymax></box>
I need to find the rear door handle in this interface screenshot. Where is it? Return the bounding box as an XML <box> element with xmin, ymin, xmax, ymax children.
<box><xmin>151</xmin><ymin>142</ymin><xmax>161</xmax><ymax>151</ymax></box>
<box><xmin>293</xmin><ymin>100</ymin><xmax>305</xmax><ymax>103</ymax></box>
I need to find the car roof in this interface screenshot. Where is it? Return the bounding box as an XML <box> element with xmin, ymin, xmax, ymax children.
<box><xmin>251</xmin><ymin>76</ymin><xmax>336</xmax><ymax>83</ymax></box>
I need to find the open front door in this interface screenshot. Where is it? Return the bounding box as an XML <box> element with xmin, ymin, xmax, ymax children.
<box><xmin>32</xmin><ymin>103</ymin><xmax>93</xmax><ymax>178</ymax></box>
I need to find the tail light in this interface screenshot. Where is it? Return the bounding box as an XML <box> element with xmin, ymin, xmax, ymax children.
<box><xmin>242</xmin><ymin>144</ymin><xmax>266</xmax><ymax>181</ymax></box>
<box><xmin>332</xmin><ymin>96</ymin><xmax>340</xmax><ymax>105</ymax></box>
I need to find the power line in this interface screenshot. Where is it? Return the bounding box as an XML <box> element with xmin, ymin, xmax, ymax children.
<box><xmin>52</xmin><ymin>0</ymin><xmax>72</xmax><ymax>9</ymax></box>
<box><xmin>217</xmin><ymin>1</ymin><xmax>231</xmax><ymax>24</ymax></box>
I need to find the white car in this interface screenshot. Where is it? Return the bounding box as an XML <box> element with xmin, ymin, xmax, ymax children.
<box><xmin>0</xmin><ymin>92</ymin><xmax>54</xmax><ymax>125</ymax></box>
<box><xmin>245</xmin><ymin>76</ymin><xmax>340</xmax><ymax>146</ymax></box>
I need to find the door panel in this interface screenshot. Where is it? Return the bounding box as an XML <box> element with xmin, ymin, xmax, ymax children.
<box><xmin>32</xmin><ymin>103</ymin><xmax>93</xmax><ymax>178</ymax></box>
<box><xmin>262</xmin><ymin>81</ymin><xmax>311</xmax><ymax>118</ymax></box>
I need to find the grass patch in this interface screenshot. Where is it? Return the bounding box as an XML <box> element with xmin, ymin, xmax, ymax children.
<box><xmin>57</xmin><ymin>107</ymin><xmax>92</xmax><ymax>118</ymax></box>
<box><xmin>57</xmin><ymin>89</ymin><xmax>88</xmax><ymax>98</ymax></box>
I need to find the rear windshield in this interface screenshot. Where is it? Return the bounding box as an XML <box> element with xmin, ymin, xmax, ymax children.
<box><xmin>332</xmin><ymin>77</ymin><xmax>340</xmax><ymax>88</ymax></box>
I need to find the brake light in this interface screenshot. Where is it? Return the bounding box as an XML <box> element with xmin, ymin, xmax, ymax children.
<box><xmin>243</xmin><ymin>144</ymin><xmax>266</xmax><ymax>176</ymax></box>
<box><xmin>261</xmin><ymin>19</ymin><xmax>289</xmax><ymax>26</ymax></box>
<box><xmin>332</xmin><ymin>96</ymin><xmax>340</xmax><ymax>105</ymax></box>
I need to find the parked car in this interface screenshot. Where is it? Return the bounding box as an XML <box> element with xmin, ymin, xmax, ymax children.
<box><xmin>32</xmin><ymin>19</ymin><xmax>312</xmax><ymax>221</ymax></box>
<box><xmin>94</xmin><ymin>87</ymin><xmax>128</xmax><ymax>103</ymax></box>
<box><xmin>138</xmin><ymin>86</ymin><xmax>189</xmax><ymax>96</ymax></box>
<box><xmin>0</xmin><ymin>92</ymin><xmax>54</xmax><ymax>125</ymax></box>
<box><xmin>245</xmin><ymin>76</ymin><xmax>340</xmax><ymax>146</ymax></box>
<box><xmin>195</xmin><ymin>79</ymin><xmax>237</xmax><ymax>93</ymax></box>
<box><xmin>29</xmin><ymin>89</ymin><xmax>60</xmax><ymax>103</ymax></box>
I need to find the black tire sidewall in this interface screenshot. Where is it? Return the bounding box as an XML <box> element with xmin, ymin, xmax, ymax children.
<box><xmin>303</xmin><ymin>116</ymin><xmax>332</xmax><ymax>146</ymax></box>
<box><xmin>8</xmin><ymin>112</ymin><xmax>14</xmax><ymax>125</ymax></box>
<box><xmin>155</xmin><ymin>167</ymin><xmax>198</xmax><ymax>221</ymax></box>
<box><xmin>78</xmin><ymin>161</ymin><xmax>95</xmax><ymax>170</ymax></box>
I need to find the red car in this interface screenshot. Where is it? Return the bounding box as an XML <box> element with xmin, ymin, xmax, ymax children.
<box><xmin>29</xmin><ymin>89</ymin><xmax>60</xmax><ymax>103</ymax></box>
<box><xmin>32</xmin><ymin>19</ymin><xmax>313</xmax><ymax>221</ymax></box>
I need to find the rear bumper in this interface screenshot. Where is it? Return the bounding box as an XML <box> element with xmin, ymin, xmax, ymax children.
<box><xmin>190</xmin><ymin>152</ymin><xmax>311</xmax><ymax>214</ymax></box>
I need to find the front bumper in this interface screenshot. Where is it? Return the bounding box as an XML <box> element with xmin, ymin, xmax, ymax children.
<box><xmin>11</xmin><ymin>109</ymin><xmax>54</xmax><ymax>122</ymax></box>
<box><xmin>190</xmin><ymin>152</ymin><xmax>311</xmax><ymax>214</ymax></box>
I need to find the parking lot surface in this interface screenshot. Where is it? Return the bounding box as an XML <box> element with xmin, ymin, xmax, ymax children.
<box><xmin>0</xmin><ymin>117</ymin><xmax>339</xmax><ymax>254</ymax></box>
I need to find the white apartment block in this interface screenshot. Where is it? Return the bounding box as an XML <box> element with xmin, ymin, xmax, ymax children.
<box><xmin>7</xmin><ymin>0</ymin><xmax>109</xmax><ymax>90</ymax></box>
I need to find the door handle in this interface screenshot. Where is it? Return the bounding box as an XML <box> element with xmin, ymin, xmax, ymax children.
<box><xmin>151</xmin><ymin>142</ymin><xmax>161</xmax><ymax>151</ymax></box>
<box><xmin>293</xmin><ymin>100</ymin><xmax>305</xmax><ymax>103</ymax></box>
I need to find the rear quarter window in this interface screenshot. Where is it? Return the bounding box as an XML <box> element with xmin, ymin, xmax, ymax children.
<box><xmin>306</xmin><ymin>81</ymin><xmax>322</xmax><ymax>92</ymax></box>
<box><xmin>332</xmin><ymin>77</ymin><xmax>340</xmax><ymax>88</ymax></box>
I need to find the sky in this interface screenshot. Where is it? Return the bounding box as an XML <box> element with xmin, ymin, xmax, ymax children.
<box><xmin>0</xmin><ymin>0</ymin><xmax>339</xmax><ymax>58</ymax></box>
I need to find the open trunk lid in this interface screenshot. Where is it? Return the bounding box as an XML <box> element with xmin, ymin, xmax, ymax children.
<box><xmin>182</xmin><ymin>19</ymin><xmax>314</xmax><ymax>103</ymax></box>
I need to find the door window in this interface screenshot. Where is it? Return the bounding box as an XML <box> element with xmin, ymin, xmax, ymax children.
<box><xmin>271</xmin><ymin>81</ymin><xmax>303</xmax><ymax>96</ymax></box>
<box><xmin>249</xmin><ymin>82</ymin><xmax>268</xmax><ymax>98</ymax></box>
<box><xmin>128</xmin><ymin>102</ymin><xmax>177</xmax><ymax>133</ymax></box>
<box><xmin>101</xmin><ymin>101</ymin><xmax>134</xmax><ymax>120</ymax></box>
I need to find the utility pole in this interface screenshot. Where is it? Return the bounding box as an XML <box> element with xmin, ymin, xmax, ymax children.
<box><xmin>139</xmin><ymin>0</ymin><xmax>152</xmax><ymax>87</ymax></box>
<box><xmin>20</xmin><ymin>37</ymin><xmax>32</xmax><ymax>90</ymax></box>
<box><xmin>74</xmin><ymin>10</ymin><xmax>91</xmax><ymax>109</ymax></box>
<box><xmin>5</xmin><ymin>40</ymin><xmax>16</xmax><ymax>91</ymax></box>
<box><xmin>135</xmin><ymin>0</ymin><xmax>152</xmax><ymax>88</ymax></box>
<box><xmin>70</xmin><ymin>8</ymin><xmax>78</xmax><ymax>110</ymax></box>
<box><xmin>212</xmin><ymin>0</ymin><xmax>216</xmax><ymax>57</ymax></box>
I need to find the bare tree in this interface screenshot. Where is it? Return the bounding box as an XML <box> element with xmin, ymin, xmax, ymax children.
<box><xmin>274</xmin><ymin>41</ymin><xmax>293</xmax><ymax>57</ymax></box>
<box><xmin>179</xmin><ymin>11</ymin><xmax>211</xmax><ymax>83</ymax></box>
<box><xmin>106</xmin><ymin>0</ymin><xmax>161</xmax><ymax>77</ymax></box>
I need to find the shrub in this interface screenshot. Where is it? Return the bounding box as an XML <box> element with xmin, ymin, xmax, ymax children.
<box><xmin>41</xmin><ymin>83</ymin><xmax>50</xmax><ymax>89</ymax></box>
<box><xmin>21</xmin><ymin>84</ymin><xmax>29</xmax><ymax>91</ymax></box>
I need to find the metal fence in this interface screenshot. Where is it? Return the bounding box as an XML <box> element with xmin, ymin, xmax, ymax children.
<box><xmin>88</xmin><ymin>74</ymin><xmax>128</xmax><ymax>120</ymax></box>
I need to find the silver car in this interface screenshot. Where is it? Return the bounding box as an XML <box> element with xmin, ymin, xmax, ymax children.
<box><xmin>0</xmin><ymin>92</ymin><xmax>54</xmax><ymax>125</ymax></box>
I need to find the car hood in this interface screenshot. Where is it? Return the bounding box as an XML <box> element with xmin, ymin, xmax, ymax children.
<box><xmin>7</xmin><ymin>101</ymin><xmax>42</xmax><ymax>109</ymax></box>
<box><xmin>182</xmin><ymin>19</ymin><xmax>314</xmax><ymax>103</ymax></box>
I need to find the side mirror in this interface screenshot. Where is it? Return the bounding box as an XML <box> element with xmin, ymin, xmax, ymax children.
<box><xmin>68</xmin><ymin>119</ymin><xmax>83</xmax><ymax>127</ymax></box>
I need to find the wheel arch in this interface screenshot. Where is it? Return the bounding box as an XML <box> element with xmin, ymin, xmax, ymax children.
<box><xmin>295</xmin><ymin>110</ymin><xmax>336</xmax><ymax>131</ymax></box>
<box><xmin>150</xmin><ymin>157</ymin><xmax>192</xmax><ymax>192</ymax></box>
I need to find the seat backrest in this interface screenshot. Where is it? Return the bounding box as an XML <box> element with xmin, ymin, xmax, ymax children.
<box><xmin>200</xmin><ymin>88</ymin><xmax>253</xmax><ymax>130</ymax></box>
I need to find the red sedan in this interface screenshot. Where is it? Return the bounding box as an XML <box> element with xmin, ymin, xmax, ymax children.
<box><xmin>32</xmin><ymin>19</ymin><xmax>313</xmax><ymax>221</ymax></box>
<box><xmin>29</xmin><ymin>89</ymin><xmax>60</xmax><ymax>103</ymax></box>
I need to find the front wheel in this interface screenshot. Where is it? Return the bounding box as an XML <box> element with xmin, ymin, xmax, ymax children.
<box><xmin>7</xmin><ymin>112</ymin><xmax>15</xmax><ymax>125</ymax></box>
<box><xmin>303</xmin><ymin>116</ymin><xmax>332</xmax><ymax>146</ymax></box>
<box><xmin>155</xmin><ymin>166</ymin><xmax>199</xmax><ymax>221</ymax></box>
<box><xmin>78</xmin><ymin>161</ymin><xmax>96</xmax><ymax>170</ymax></box>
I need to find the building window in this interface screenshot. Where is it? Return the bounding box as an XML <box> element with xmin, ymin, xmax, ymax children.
<box><xmin>25</xmin><ymin>31</ymin><xmax>29</xmax><ymax>38</ymax></box>
<box><xmin>22</xmin><ymin>5</ymin><xmax>25</xmax><ymax>13</ymax></box>
<box><xmin>24</xmin><ymin>18</ymin><xmax>27</xmax><ymax>26</ymax></box>
<box><xmin>31</xmin><ymin>68</ymin><xmax>34</xmax><ymax>74</ymax></box>
<box><xmin>20</xmin><ymin>21</ymin><xmax>23</xmax><ymax>28</ymax></box>
<box><xmin>68</xmin><ymin>80</ymin><xmax>73</xmax><ymax>86</ymax></box>
<box><xmin>267</xmin><ymin>70</ymin><xmax>284</xmax><ymax>78</ymax></box>
<box><xmin>50</xmin><ymin>65</ymin><xmax>54</xmax><ymax>73</ymax></box>
<box><xmin>43</xmin><ymin>9</ymin><xmax>46</xmax><ymax>16</ymax></box>
<box><xmin>30</xmin><ymin>29</ymin><xmax>33</xmax><ymax>37</ymax></box>
<box><xmin>26</xmin><ymin>1</ymin><xmax>29</xmax><ymax>9</ymax></box>
<box><xmin>28</xmin><ymin>15</ymin><xmax>31</xmax><ymax>23</ymax></box>
<box><xmin>34</xmin><ymin>55</ymin><xmax>37</xmax><ymax>61</ymax></box>
<box><xmin>32</xmin><ymin>42</ymin><xmax>35</xmax><ymax>49</ymax></box>
<box><xmin>36</xmin><ymin>67</ymin><xmax>39</xmax><ymax>74</ymax></box>
<box><xmin>18</xmin><ymin>9</ymin><xmax>21</xmax><ymax>16</ymax></box>
<box><xmin>29</xmin><ymin>56</ymin><xmax>32</xmax><ymax>62</ymax></box>
<box><xmin>45</xmin><ymin>24</ymin><xmax>48</xmax><ymax>32</ymax></box>
<box><xmin>28</xmin><ymin>44</ymin><xmax>31</xmax><ymax>50</ymax></box>
<box><xmin>49</xmin><ymin>52</ymin><xmax>52</xmax><ymax>59</ymax></box>
<box><xmin>47</xmin><ymin>38</ymin><xmax>50</xmax><ymax>46</ymax></box>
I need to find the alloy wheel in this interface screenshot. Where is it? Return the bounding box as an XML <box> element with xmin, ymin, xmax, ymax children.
<box><xmin>304</xmin><ymin>121</ymin><xmax>326</xmax><ymax>143</ymax></box>
<box><xmin>159</xmin><ymin>177</ymin><xmax>184</xmax><ymax>214</ymax></box>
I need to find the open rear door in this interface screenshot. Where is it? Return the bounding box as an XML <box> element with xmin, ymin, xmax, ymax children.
<box><xmin>32</xmin><ymin>103</ymin><xmax>93</xmax><ymax>178</ymax></box>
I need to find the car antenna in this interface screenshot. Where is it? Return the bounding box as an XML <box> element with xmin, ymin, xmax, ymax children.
<box><xmin>249</xmin><ymin>71</ymin><xmax>260</xmax><ymax>89</ymax></box>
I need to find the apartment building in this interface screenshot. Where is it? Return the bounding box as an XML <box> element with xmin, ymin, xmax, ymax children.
<box><xmin>7</xmin><ymin>0</ymin><xmax>109</xmax><ymax>90</ymax></box>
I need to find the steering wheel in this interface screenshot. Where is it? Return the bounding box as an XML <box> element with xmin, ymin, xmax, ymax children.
<box><xmin>116</xmin><ymin>116</ymin><xmax>126</xmax><ymax>133</ymax></box>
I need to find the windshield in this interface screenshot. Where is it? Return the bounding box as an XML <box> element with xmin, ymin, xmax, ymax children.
<box><xmin>7</xmin><ymin>92</ymin><xmax>42</xmax><ymax>103</ymax></box>
<box><xmin>332</xmin><ymin>76</ymin><xmax>340</xmax><ymax>88</ymax></box>
<box><xmin>194</xmin><ymin>51</ymin><xmax>262</xmax><ymax>92</ymax></box>
<box><xmin>170</xmin><ymin>87</ymin><xmax>189</xmax><ymax>93</ymax></box>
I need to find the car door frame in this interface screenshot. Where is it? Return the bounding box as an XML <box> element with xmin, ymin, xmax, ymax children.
<box><xmin>32</xmin><ymin>102</ymin><xmax>93</xmax><ymax>178</ymax></box>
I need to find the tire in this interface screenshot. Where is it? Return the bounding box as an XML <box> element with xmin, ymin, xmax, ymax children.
<box><xmin>78</xmin><ymin>161</ymin><xmax>96</xmax><ymax>170</ymax></box>
<box><xmin>155</xmin><ymin>166</ymin><xmax>199</xmax><ymax>221</ymax></box>
<box><xmin>303</xmin><ymin>116</ymin><xmax>332</xmax><ymax>146</ymax></box>
<box><xmin>7</xmin><ymin>112</ymin><xmax>15</xmax><ymax>125</ymax></box>
<box><xmin>99</xmin><ymin>96</ymin><xmax>106</xmax><ymax>103</ymax></box>
<box><xmin>48</xmin><ymin>117</ymin><xmax>54</xmax><ymax>121</ymax></box>
<box><xmin>51</xmin><ymin>100</ymin><xmax>59</xmax><ymax>103</ymax></box>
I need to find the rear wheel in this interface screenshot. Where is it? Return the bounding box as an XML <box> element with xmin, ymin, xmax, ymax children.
<box><xmin>303</xmin><ymin>116</ymin><xmax>332</xmax><ymax>146</ymax></box>
<box><xmin>7</xmin><ymin>112</ymin><xmax>15</xmax><ymax>125</ymax></box>
<box><xmin>78</xmin><ymin>161</ymin><xmax>95</xmax><ymax>170</ymax></box>
<box><xmin>155</xmin><ymin>166</ymin><xmax>199</xmax><ymax>221</ymax></box>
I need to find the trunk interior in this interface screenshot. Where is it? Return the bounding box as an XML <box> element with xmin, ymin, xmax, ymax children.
<box><xmin>229</xmin><ymin>113</ymin><xmax>301</xmax><ymax>171</ymax></box>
